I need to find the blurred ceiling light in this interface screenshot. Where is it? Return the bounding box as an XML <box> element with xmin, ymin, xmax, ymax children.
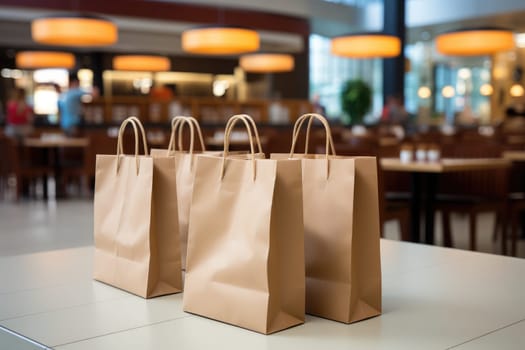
<box><xmin>182</xmin><ymin>26</ymin><xmax>259</xmax><ymax>55</ymax></box>
<box><xmin>239</xmin><ymin>53</ymin><xmax>294</xmax><ymax>73</ymax></box>
<box><xmin>33</xmin><ymin>69</ymin><xmax>68</xmax><ymax>85</ymax></box>
<box><xmin>113</xmin><ymin>55</ymin><xmax>171</xmax><ymax>72</ymax></box>
<box><xmin>441</xmin><ymin>85</ymin><xmax>455</xmax><ymax>98</ymax></box>
<box><xmin>510</xmin><ymin>83</ymin><xmax>525</xmax><ymax>97</ymax></box>
<box><xmin>331</xmin><ymin>33</ymin><xmax>401</xmax><ymax>58</ymax></box>
<box><xmin>493</xmin><ymin>66</ymin><xmax>508</xmax><ymax>80</ymax></box>
<box><xmin>16</xmin><ymin>51</ymin><xmax>75</xmax><ymax>69</ymax></box>
<box><xmin>479</xmin><ymin>83</ymin><xmax>494</xmax><ymax>96</ymax></box>
<box><xmin>516</xmin><ymin>33</ymin><xmax>525</xmax><ymax>48</ymax></box>
<box><xmin>417</xmin><ymin>86</ymin><xmax>432</xmax><ymax>99</ymax></box>
<box><xmin>1</xmin><ymin>68</ymin><xmax>23</xmax><ymax>79</ymax></box>
<box><xmin>78</xmin><ymin>69</ymin><xmax>93</xmax><ymax>81</ymax></box>
<box><xmin>32</xmin><ymin>14</ymin><xmax>117</xmax><ymax>46</ymax></box>
<box><xmin>457</xmin><ymin>68</ymin><xmax>471</xmax><ymax>80</ymax></box>
<box><xmin>436</xmin><ymin>28</ymin><xmax>515</xmax><ymax>56</ymax></box>
<box><xmin>213</xmin><ymin>80</ymin><xmax>230</xmax><ymax>97</ymax></box>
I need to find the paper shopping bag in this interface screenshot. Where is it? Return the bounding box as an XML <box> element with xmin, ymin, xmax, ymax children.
<box><xmin>183</xmin><ymin>114</ymin><xmax>305</xmax><ymax>334</ymax></box>
<box><xmin>151</xmin><ymin>116</ymin><xmax>261</xmax><ymax>269</ymax></box>
<box><xmin>93</xmin><ymin>116</ymin><xmax>182</xmax><ymax>298</ymax></box>
<box><xmin>150</xmin><ymin>116</ymin><xmax>205</xmax><ymax>270</ymax></box>
<box><xmin>272</xmin><ymin>113</ymin><xmax>381</xmax><ymax>323</ymax></box>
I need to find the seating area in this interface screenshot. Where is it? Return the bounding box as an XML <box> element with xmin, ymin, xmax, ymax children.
<box><xmin>1</xmin><ymin>121</ymin><xmax>524</xmax><ymax>258</ymax></box>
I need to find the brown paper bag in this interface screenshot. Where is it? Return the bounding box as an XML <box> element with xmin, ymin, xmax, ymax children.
<box><xmin>151</xmin><ymin>116</ymin><xmax>261</xmax><ymax>269</ymax></box>
<box><xmin>93</xmin><ymin>116</ymin><xmax>182</xmax><ymax>298</ymax></box>
<box><xmin>183</xmin><ymin>114</ymin><xmax>305</xmax><ymax>334</ymax></box>
<box><xmin>150</xmin><ymin>116</ymin><xmax>204</xmax><ymax>270</ymax></box>
<box><xmin>272</xmin><ymin>113</ymin><xmax>381</xmax><ymax>323</ymax></box>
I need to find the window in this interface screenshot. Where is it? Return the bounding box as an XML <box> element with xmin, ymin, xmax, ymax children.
<box><xmin>309</xmin><ymin>34</ymin><xmax>383</xmax><ymax>123</ymax></box>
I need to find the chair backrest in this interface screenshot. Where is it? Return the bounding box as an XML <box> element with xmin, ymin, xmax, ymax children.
<box><xmin>439</xmin><ymin>141</ymin><xmax>508</xmax><ymax>198</ymax></box>
<box><xmin>84</xmin><ymin>129</ymin><xmax>120</xmax><ymax>177</ymax></box>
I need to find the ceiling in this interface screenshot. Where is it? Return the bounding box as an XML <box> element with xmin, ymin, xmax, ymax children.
<box><xmin>1</xmin><ymin>1</ymin><xmax>525</xmax><ymax>57</ymax></box>
<box><xmin>0</xmin><ymin>6</ymin><xmax>305</xmax><ymax>56</ymax></box>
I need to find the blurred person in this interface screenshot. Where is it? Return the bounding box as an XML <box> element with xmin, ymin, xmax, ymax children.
<box><xmin>58</xmin><ymin>73</ymin><xmax>93</xmax><ymax>136</ymax></box>
<box><xmin>381</xmin><ymin>94</ymin><xmax>409</xmax><ymax>125</ymax></box>
<box><xmin>381</xmin><ymin>94</ymin><xmax>416</xmax><ymax>136</ymax></box>
<box><xmin>455</xmin><ymin>105</ymin><xmax>478</xmax><ymax>127</ymax></box>
<box><xmin>5</xmin><ymin>87</ymin><xmax>33</xmax><ymax>138</ymax></box>
<box><xmin>311</xmin><ymin>93</ymin><xmax>326</xmax><ymax>115</ymax></box>
<box><xmin>150</xmin><ymin>83</ymin><xmax>175</xmax><ymax>101</ymax></box>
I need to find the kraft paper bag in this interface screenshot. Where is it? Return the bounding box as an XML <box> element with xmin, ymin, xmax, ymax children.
<box><xmin>93</xmin><ymin>116</ymin><xmax>182</xmax><ymax>298</ymax></box>
<box><xmin>183</xmin><ymin>114</ymin><xmax>305</xmax><ymax>334</ymax></box>
<box><xmin>272</xmin><ymin>113</ymin><xmax>381</xmax><ymax>323</ymax></box>
<box><xmin>150</xmin><ymin>116</ymin><xmax>205</xmax><ymax>270</ymax></box>
<box><xmin>151</xmin><ymin>116</ymin><xmax>257</xmax><ymax>270</ymax></box>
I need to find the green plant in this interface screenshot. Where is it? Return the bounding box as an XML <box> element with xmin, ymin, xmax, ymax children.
<box><xmin>340</xmin><ymin>79</ymin><xmax>372</xmax><ymax>125</ymax></box>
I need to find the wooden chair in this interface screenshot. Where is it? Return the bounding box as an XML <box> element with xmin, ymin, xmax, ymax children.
<box><xmin>436</xmin><ymin>142</ymin><xmax>509</xmax><ymax>251</ymax></box>
<box><xmin>3</xmin><ymin>137</ymin><xmax>54</xmax><ymax>200</ymax></box>
<box><xmin>498</xmin><ymin>150</ymin><xmax>525</xmax><ymax>256</ymax></box>
<box><xmin>81</xmin><ymin>128</ymin><xmax>124</xmax><ymax>194</ymax></box>
<box><xmin>506</xmin><ymin>193</ymin><xmax>525</xmax><ymax>256</ymax></box>
<box><xmin>59</xmin><ymin>145</ymin><xmax>91</xmax><ymax>197</ymax></box>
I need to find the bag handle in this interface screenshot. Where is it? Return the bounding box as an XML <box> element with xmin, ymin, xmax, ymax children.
<box><xmin>167</xmin><ymin>116</ymin><xmax>207</xmax><ymax>153</ymax></box>
<box><xmin>117</xmin><ymin>116</ymin><xmax>148</xmax><ymax>155</ymax></box>
<box><xmin>116</xmin><ymin>116</ymin><xmax>148</xmax><ymax>174</ymax></box>
<box><xmin>221</xmin><ymin>114</ymin><xmax>258</xmax><ymax>181</ymax></box>
<box><xmin>291</xmin><ymin>113</ymin><xmax>336</xmax><ymax>157</ymax></box>
<box><xmin>290</xmin><ymin>113</ymin><xmax>336</xmax><ymax>179</ymax></box>
<box><xmin>224</xmin><ymin>113</ymin><xmax>263</xmax><ymax>154</ymax></box>
<box><xmin>184</xmin><ymin>116</ymin><xmax>206</xmax><ymax>152</ymax></box>
<box><xmin>167</xmin><ymin>116</ymin><xmax>195</xmax><ymax>156</ymax></box>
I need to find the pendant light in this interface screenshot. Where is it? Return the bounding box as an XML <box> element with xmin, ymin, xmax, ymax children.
<box><xmin>32</xmin><ymin>14</ymin><xmax>117</xmax><ymax>46</ymax></box>
<box><xmin>16</xmin><ymin>51</ymin><xmax>75</xmax><ymax>69</ymax></box>
<box><xmin>239</xmin><ymin>53</ymin><xmax>294</xmax><ymax>73</ymax></box>
<box><xmin>331</xmin><ymin>33</ymin><xmax>401</xmax><ymax>58</ymax></box>
<box><xmin>182</xmin><ymin>26</ymin><xmax>259</xmax><ymax>55</ymax></box>
<box><xmin>113</xmin><ymin>55</ymin><xmax>171</xmax><ymax>72</ymax></box>
<box><xmin>436</xmin><ymin>28</ymin><xmax>514</xmax><ymax>56</ymax></box>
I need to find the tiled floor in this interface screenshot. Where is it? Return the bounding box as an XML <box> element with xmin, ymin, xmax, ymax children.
<box><xmin>0</xmin><ymin>198</ymin><xmax>523</xmax><ymax>258</ymax></box>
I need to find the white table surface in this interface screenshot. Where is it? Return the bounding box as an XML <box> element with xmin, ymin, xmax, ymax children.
<box><xmin>1</xmin><ymin>240</ymin><xmax>524</xmax><ymax>349</ymax></box>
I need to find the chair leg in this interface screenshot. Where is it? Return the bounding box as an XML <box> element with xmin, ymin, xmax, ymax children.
<box><xmin>399</xmin><ymin>214</ymin><xmax>410</xmax><ymax>242</ymax></box>
<box><xmin>469</xmin><ymin>213</ymin><xmax>477</xmax><ymax>251</ymax></box>
<box><xmin>511</xmin><ymin>213</ymin><xmax>518</xmax><ymax>257</ymax></box>
<box><xmin>442</xmin><ymin>210</ymin><xmax>453</xmax><ymax>247</ymax></box>
<box><xmin>15</xmin><ymin>175</ymin><xmax>23</xmax><ymax>200</ymax></box>
<box><xmin>500</xmin><ymin>209</ymin><xmax>508</xmax><ymax>256</ymax></box>
<box><xmin>492</xmin><ymin>213</ymin><xmax>500</xmax><ymax>242</ymax></box>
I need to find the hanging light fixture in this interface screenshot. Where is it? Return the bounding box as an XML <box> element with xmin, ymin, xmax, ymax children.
<box><xmin>435</xmin><ymin>28</ymin><xmax>514</xmax><ymax>56</ymax></box>
<box><xmin>239</xmin><ymin>53</ymin><xmax>294</xmax><ymax>73</ymax></box>
<box><xmin>417</xmin><ymin>86</ymin><xmax>432</xmax><ymax>99</ymax></box>
<box><xmin>510</xmin><ymin>83</ymin><xmax>524</xmax><ymax>97</ymax></box>
<box><xmin>16</xmin><ymin>51</ymin><xmax>75</xmax><ymax>69</ymax></box>
<box><xmin>32</xmin><ymin>14</ymin><xmax>117</xmax><ymax>46</ymax></box>
<box><xmin>182</xmin><ymin>26</ymin><xmax>259</xmax><ymax>55</ymax></box>
<box><xmin>479</xmin><ymin>83</ymin><xmax>494</xmax><ymax>96</ymax></box>
<box><xmin>113</xmin><ymin>55</ymin><xmax>171</xmax><ymax>72</ymax></box>
<box><xmin>442</xmin><ymin>85</ymin><xmax>456</xmax><ymax>98</ymax></box>
<box><xmin>331</xmin><ymin>33</ymin><xmax>401</xmax><ymax>58</ymax></box>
